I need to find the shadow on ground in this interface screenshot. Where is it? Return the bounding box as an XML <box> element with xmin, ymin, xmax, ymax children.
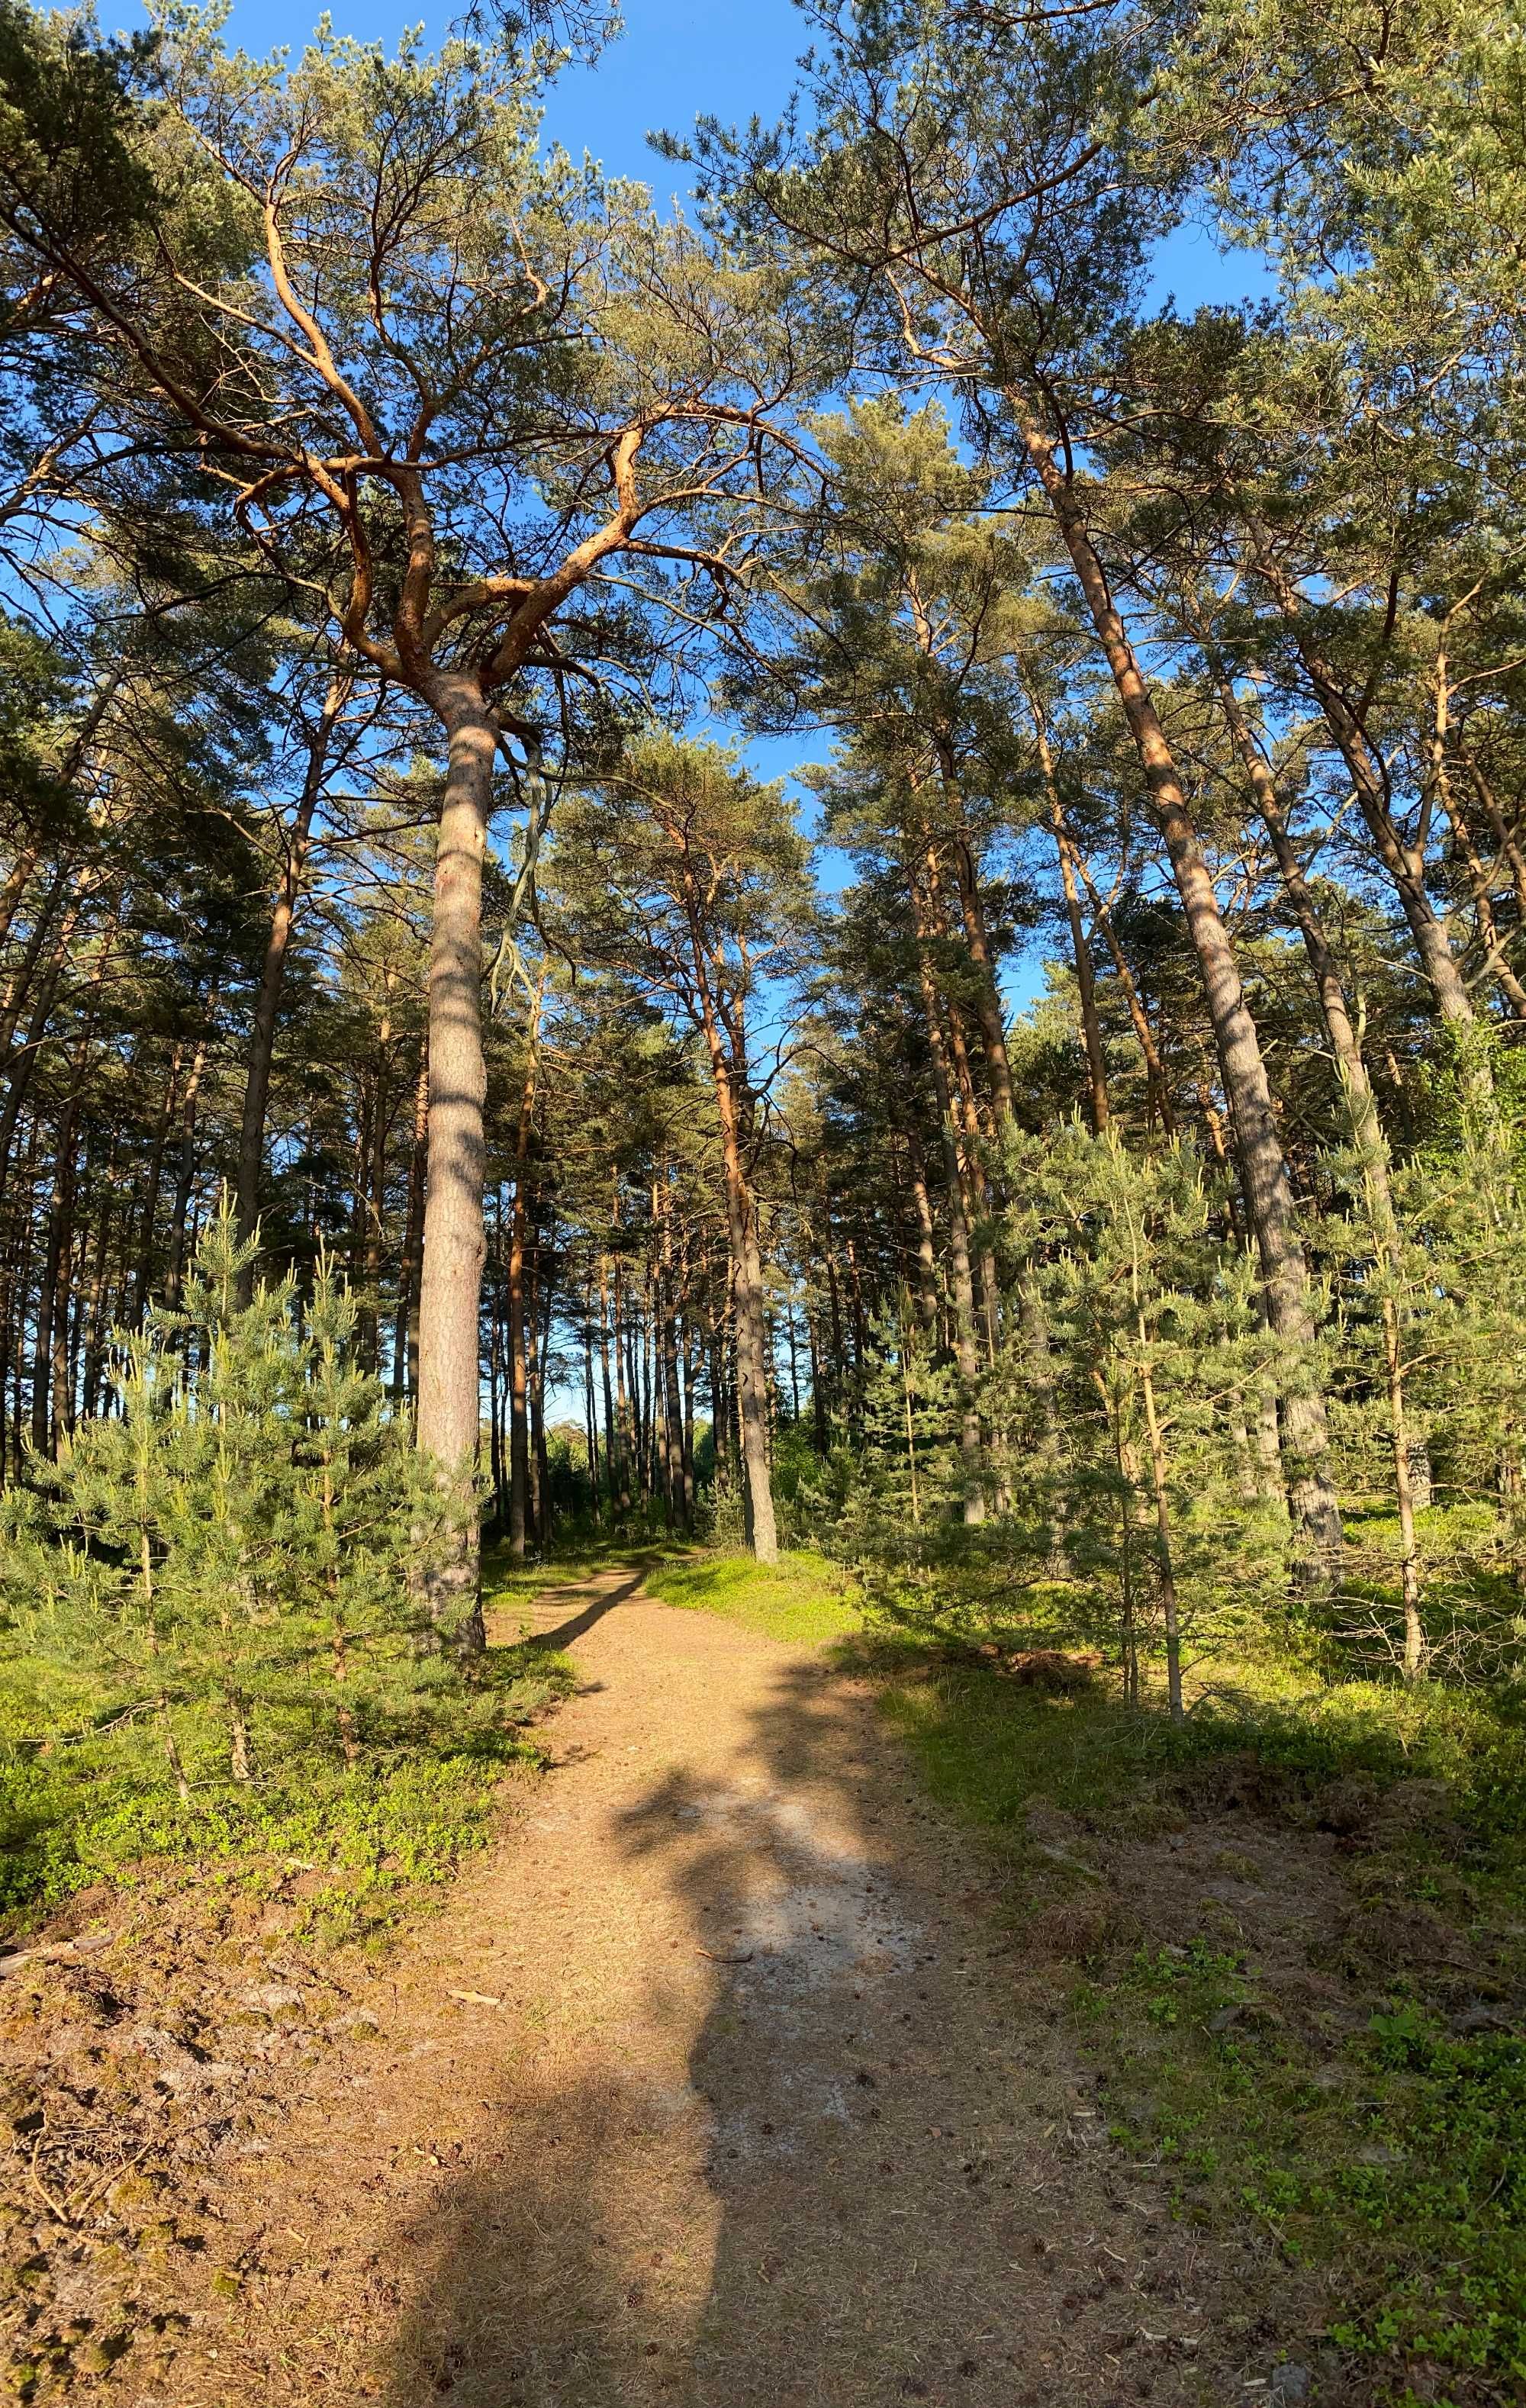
<box><xmin>372</xmin><ymin>1649</ymin><xmax>1196</xmax><ymax>2408</ymax></box>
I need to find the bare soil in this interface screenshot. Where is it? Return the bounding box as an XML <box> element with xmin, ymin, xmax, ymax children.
<box><xmin>5</xmin><ymin>1568</ymin><xmax>1354</xmax><ymax>2406</ymax></box>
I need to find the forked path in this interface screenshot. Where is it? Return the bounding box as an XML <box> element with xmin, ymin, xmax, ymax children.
<box><xmin>156</xmin><ymin>1567</ymin><xmax>1210</xmax><ymax>2407</ymax></box>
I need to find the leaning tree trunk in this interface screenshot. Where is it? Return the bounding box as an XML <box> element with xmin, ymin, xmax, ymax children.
<box><xmin>1248</xmin><ymin>533</ymin><xmax>1479</xmax><ymax>1038</ymax></box>
<box><xmin>413</xmin><ymin>683</ymin><xmax>496</xmax><ymax>1652</ymax></box>
<box><xmin>1016</xmin><ymin>402</ymin><xmax>1341</xmax><ymax>1577</ymax></box>
<box><xmin>1209</xmin><ymin>649</ymin><xmax>1398</xmax><ymax>1226</ymax></box>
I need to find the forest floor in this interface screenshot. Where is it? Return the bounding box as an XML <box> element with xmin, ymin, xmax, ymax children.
<box><xmin>2</xmin><ymin>1554</ymin><xmax>1517</xmax><ymax>2407</ymax></box>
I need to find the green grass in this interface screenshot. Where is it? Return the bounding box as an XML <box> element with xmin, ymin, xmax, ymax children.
<box><xmin>626</xmin><ymin>1545</ymin><xmax>863</xmax><ymax>1647</ymax></box>
<box><xmin>484</xmin><ymin>1534</ymin><xmax>864</xmax><ymax>1650</ymax></box>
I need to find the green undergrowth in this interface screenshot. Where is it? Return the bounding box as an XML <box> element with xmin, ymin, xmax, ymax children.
<box><xmin>1088</xmin><ymin>1945</ymin><xmax>1526</xmax><ymax>2405</ymax></box>
<box><xmin>0</xmin><ymin>1635</ymin><xmax>575</xmax><ymax>1946</ymax></box>
<box><xmin>877</xmin><ymin>1627</ymin><xmax>1526</xmax><ymax>2405</ymax></box>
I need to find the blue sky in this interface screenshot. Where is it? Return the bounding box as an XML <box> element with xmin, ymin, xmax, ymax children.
<box><xmin>116</xmin><ymin>0</ymin><xmax>1273</xmax><ymax>1013</ymax></box>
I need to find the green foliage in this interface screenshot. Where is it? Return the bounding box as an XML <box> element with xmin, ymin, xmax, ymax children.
<box><xmin>0</xmin><ymin>1203</ymin><xmax>546</xmax><ymax>1935</ymax></box>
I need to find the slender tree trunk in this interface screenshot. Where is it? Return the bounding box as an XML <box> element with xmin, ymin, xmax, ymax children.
<box><xmin>911</xmin><ymin>890</ymin><xmax>985</xmax><ymax>1524</ymax></box>
<box><xmin>507</xmin><ymin>1183</ymin><xmax>530</xmax><ymax>1560</ymax></box>
<box><xmin>1384</xmin><ymin>1296</ymin><xmax>1426</xmax><ymax>1679</ymax></box>
<box><xmin>693</xmin><ymin>981</ymin><xmax>777</xmax><ymax>1563</ymax></box>
<box><xmin>131</xmin><ymin>1041</ymin><xmax>182</xmax><ymax>1327</ymax></box>
<box><xmin>488</xmin><ymin>1187</ymin><xmax>507</xmax><ymax>1528</ymax></box>
<box><xmin>598</xmin><ymin>1254</ymin><xmax>620</xmax><ymax>1514</ymax></box>
<box><xmin>659</xmin><ymin>1188</ymin><xmax>689</xmax><ymax>1529</ymax></box>
<box><xmin>613</xmin><ymin>1246</ymin><xmax>633</xmax><ymax>1515</ymax></box>
<box><xmin>31</xmin><ymin>1093</ymin><xmax>78</xmax><ymax>1456</ymax></box>
<box><xmin>234</xmin><ymin>675</ymin><xmax>349</xmax><ymax>1294</ymax></box>
<box><xmin>1069</xmin><ymin>846</ymin><xmax>1176</xmax><ymax>1134</ymax></box>
<box><xmin>1461</xmin><ymin>749</ymin><xmax>1526</xmax><ymax>926</ymax></box>
<box><xmin>931</xmin><ymin>745</ymin><xmax>1017</xmax><ymax>1119</ymax></box>
<box><xmin>392</xmin><ymin>1041</ymin><xmax>428</xmax><ymax>1403</ymax></box>
<box><xmin>1137</xmin><ymin>1344</ymin><xmax>1184</xmax><ymax>1724</ymax></box>
<box><xmin>165</xmin><ymin>1024</ymin><xmax>211</xmax><ymax>1309</ymax></box>
<box><xmin>1017</xmin><ymin>410</ymin><xmax>1339</xmax><ymax>1576</ymax></box>
<box><xmin>584</xmin><ymin>1266</ymin><xmax>602</xmax><ymax>1521</ymax></box>
<box><xmin>1029</xmin><ymin>702</ymin><xmax>1109</xmax><ymax>1131</ymax></box>
<box><xmin>0</xmin><ymin>858</ymin><xmax>72</xmax><ymax>1064</ymax></box>
<box><xmin>1209</xmin><ymin>649</ymin><xmax>1401</xmax><ymax>1234</ymax></box>
<box><xmin>903</xmin><ymin>1130</ymin><xmax>942</xmax><ymax>1336</ymax></box>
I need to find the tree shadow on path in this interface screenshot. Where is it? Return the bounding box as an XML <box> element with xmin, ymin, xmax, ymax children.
<box><xmin>377</xmin><ymin>1644</ymin><xmax>1219</xmax><ymax>2408</ymax></box>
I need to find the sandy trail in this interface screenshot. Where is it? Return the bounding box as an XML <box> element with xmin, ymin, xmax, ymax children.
<box><xmin>138</xmin><ymin>1566</ymin><xmax>1212</xmax><ymax>2408</ymax></box>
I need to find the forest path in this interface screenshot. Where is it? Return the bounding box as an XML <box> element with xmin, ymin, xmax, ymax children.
<box><xmin>150</xmin><ymin>1565</ymin><xmax>1210</xmax><ymax>2408</ymax></box>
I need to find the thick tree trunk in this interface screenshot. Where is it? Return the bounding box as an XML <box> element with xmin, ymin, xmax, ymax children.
<box><xmin>414</xmin><ymin>687</ymin><xmax>496</xmax><ymax>1650</ymax></box>
<box><xmin>1017</xmin><ymin>407</ymin><xmax>1339</xmax><ymax>1576</ymax></box>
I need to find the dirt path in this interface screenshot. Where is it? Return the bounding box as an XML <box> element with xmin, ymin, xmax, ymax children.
<box><xmin>133</xmin><ymin>1566</ymin><xmax>1224</xmax><ymax>2408</ymax></box>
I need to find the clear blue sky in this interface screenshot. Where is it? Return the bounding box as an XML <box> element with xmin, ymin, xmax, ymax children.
<box><xmin>116</xmin><ymin>0</ymin><xmax>1271</xmax><ymax>1011</ymax></box>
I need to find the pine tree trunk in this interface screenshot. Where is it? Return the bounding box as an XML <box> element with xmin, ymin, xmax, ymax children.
<box><xmin>694</xmin><ymin>984</ymin><xmax>777</xmax><ymax>1563</ymax></box>
<box><xmin>507</xmin><ymin>1182</ymin><xmax>530</xmax><ymax>1560</ymax></box>
<box><xmin>1138</xmin><ymin>1346</ymin><xmax>1184</xmax><ymax>1724</ymax></box>
<box><xmin>165</xmin><ymin>1025</ymin><xmax>211</xmax><ymax>1309</ymax></box>
<box><xmin>1069</xmin><ymin>847</ymin><xmax>1176</xmax><ymax>1134</ymax></box>
<box><xmin>903</xmin><ymin>1132</ymin><xmax>942</xmax><ymax>1337</ymax></box>
<box><xmin>598</xmin><ymin>1255</ymin><xmax>620</xmax><ymax>1513</ymax></box>
<box><xmin>392</xmin><ymin>1042</ymin><xmax>428</xmax><ymax>1402</ymax></box>
<box><xmin>1031</xmin><ymin>710</ymin><xmax>1109</xmax><ymax>1130</ymax></box>
<box><xmin>1425</xmin><ymin>644</ymin><xmax>1526</xmax><ymax>1013</ymax></box>
<box><xmin>1249</xmin><ymin>534</ymin><xmax>1479</xmax><ymax>1034</ymax></box>
<box><xmin>414</xmin><ymin>685</ymin><xmax>496</xmax><ymax>1650</ymax></box>
<box><xmin>1017</xmin><ymin>407</ymin><xmax>1339</xmax><ymax>1577</ymax></box>
<box><xmin>31</xmin><ymin>1093</ymin><xmax>78</xmax><ymax>1457</ymax></box>
<box><xmin>912</xmin><ymin>901</ymin><xmax>986</xmax><ymax>1524</ymax></box>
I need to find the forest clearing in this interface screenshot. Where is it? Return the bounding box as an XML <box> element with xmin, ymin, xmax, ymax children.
<box><xmin>1</xmin><ymin>0</ymin><xmax>1525</xmax><ymax>2399</ymax></box>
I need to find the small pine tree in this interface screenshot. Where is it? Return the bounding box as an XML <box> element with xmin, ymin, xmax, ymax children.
<box><xmin>996</xmin><ymin>1126</ymin><xmax>1291</xmax><ymax>1717</ymax></box>
<box><xmin>2</xmin><ymin>1200</ymin><xmax>439</xmax><ymax>1795</ymax></box>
